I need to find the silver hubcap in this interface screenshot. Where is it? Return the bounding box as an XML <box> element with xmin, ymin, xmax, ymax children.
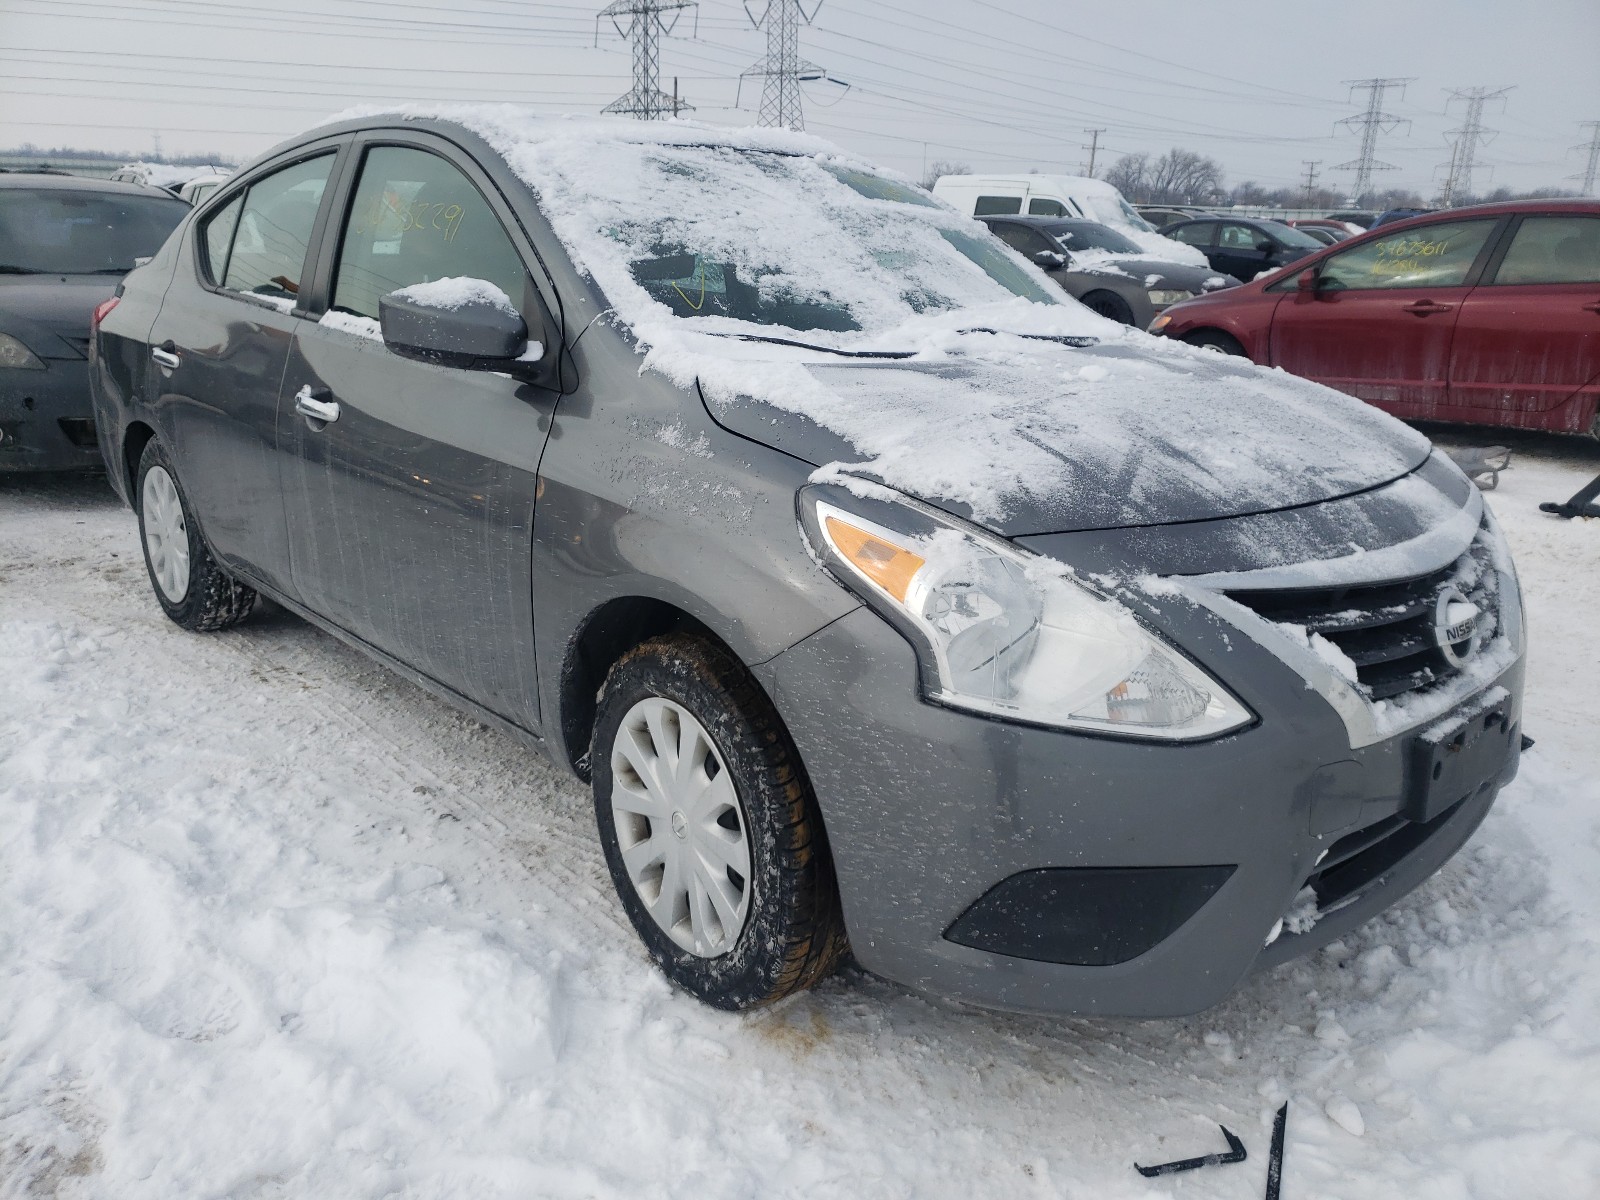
<box><xmin>141</xmin><ymin>465</ymin><xmax>190</xmax><ymax>603</ymax></box>
<box><xmin>610</xmin><ymin>697</ymin><xmax>752</xmax><ymax>958</ymax></box>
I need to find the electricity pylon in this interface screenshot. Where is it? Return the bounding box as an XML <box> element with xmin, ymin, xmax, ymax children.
<box><xmin>1335</xmin><ymin>78</ymin><xmax>1412</xmax><ymax>202</ymax></box>
<box><xmin>1572</xmin><ymin>122</ymin><xmax>1600</xmax><ymax>196</ymax></box>
<box><xmin>1438</xmin><ymin>86</ymin><xmax>1512</xmax><ymax>206</ymax></box>
<box><xmin>596</xmin><ymin>0</ymin><xmax>697</xmax><ymax>120</ymax></box>
<box><xmin>741</xmin><ymin>1</ymin><xmax>827</xmax><ymax>130</ymax></box>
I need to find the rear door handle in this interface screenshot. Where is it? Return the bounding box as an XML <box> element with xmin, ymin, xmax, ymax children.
<box><xmin>294</xmin><ymin>384</ymin><xmax>340</xmax><ymax>424</ymax></box>
<box><xmin>150</xmin><ymin>346</ymin><xmax>181</xmax><ymax>369</ymax></box>
<box><xmin>1403</xmin><ymin>300</ymin><xmax>1453</xmax><ymax>316</ymax></box>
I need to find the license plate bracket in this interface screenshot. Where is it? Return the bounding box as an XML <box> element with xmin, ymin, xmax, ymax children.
<box><xmin>1405</xmin><ymin>698</ymin><xmax>1517</xmax><ymax>824</ymax></box>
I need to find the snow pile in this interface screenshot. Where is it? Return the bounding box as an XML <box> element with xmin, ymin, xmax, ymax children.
<box><xmin>3</xmin><ymin>445</ymin><xmax>1600</xmax><ymax>1196</ymax></box>
<box><xmin>115</xmin><ymin>161</ymin><xmax>231</xmax><ymax>190</ymax></box>
<box><xmin>392</xmin><ymin>275</ymin><xmax>518</xmax><ymax>316</ymax></box>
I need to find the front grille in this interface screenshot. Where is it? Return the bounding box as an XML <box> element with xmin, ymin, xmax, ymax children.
<box><xmin>1225</xmin><ymin>534</ymin><xmax>1499</xmax><ymax>701</ymax></box>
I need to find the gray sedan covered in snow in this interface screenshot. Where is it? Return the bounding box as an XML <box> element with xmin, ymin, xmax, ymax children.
<box><xmin>91</xmin><ymin>111</ymin><xmax>1525</xmax><ymax>1017</ymax></box>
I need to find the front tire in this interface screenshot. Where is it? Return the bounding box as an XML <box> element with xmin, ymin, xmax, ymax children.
<box><xmin>136</xmin><ymin>438</ymin><xmax>256</xmax><ymax>631</ymax></box>
<box><xmin>1081</xmin><ymin>289</ymin><xmax>1136</xmax><ymax>326</ymax></box>
<box><xmin>591</xmin><ymin>635</ymin><xmax>847</xmax><ymax>1010</ymax></box>
<box><xmin>1182</xmin><ymin>329</ymin><xmax>1247</xmax><ymax>356</ymax></box>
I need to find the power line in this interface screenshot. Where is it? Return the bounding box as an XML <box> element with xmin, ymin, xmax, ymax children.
<box><xmin>741</xmin><ymin>1</ymin><xmax>829</xmax><ymax>130</ymax></box>
<box><xmin>1335</xmin><ymin>77</ymin><xmax>1412</xmax><ymax>201</ymax></box>
<box><xmin>1572</xmin><ymin>122</ymin><xmax>1600</xmax><ymax>196</ymax></box>
<box><xmin>595</xmin><ymin>0</ymin><xmax>696</xmax><ymax>120</ymax></box>
<box><xmin>1438</xmin><ymin>86</ymin><xmax>1512</xmax><ymax>205</ymax></box>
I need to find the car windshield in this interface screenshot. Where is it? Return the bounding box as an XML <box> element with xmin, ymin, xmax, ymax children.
<box><xmin>0</xmin><ymin>189</ymin><xmax>187</xmax><ymax>274</ymax></box>
<box><xmin>1045</xmin><ymin>221</ymin><xmax>1144</xmax><ymax>255</ymax></box>
<box><xmin>543</xmin><ymin>145</ymin><xmax>1062</xmax><ymax>335</ymax></box>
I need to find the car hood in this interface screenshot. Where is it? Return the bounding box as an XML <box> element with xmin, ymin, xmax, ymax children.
<box><xmin>1076</xmin><ymin>257</ymin><xmax>1235</xmax><ymax>292</ymax></box>
<box><xmin>701</xmin><ymin>336</ymin><xmax>1431</xmax><ymax>536</ymax></box>
<box><xmin>0</xmin><ymin>274</ymin><xmax>120</xmax><ymax>358</ymax></box>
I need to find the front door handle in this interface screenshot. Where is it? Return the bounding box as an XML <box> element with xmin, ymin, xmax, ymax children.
<box><xmin>150</xmin><ymin>346</ymin><xmax>181</xmax><ymax>369</ymax></box>
<box><xmin>1582</xmin><ymin>300</ymin><xmax>1600</xmax><ymax>314</ymax></box>
<box><xmin>1403</xmin><ymin>300</ymin><xmax>1453</xmax><ymax>316</ymax></box>
<box><xmin>294</xmin><ymin>384</ymin><xmax>340</xmax><ymax>424</ymax></box>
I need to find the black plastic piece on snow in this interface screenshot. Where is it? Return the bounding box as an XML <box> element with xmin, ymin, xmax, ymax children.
<box><xmin>1540</xmin><ymin>468</ymin><xmax>1600</xmax><ymax>519</ymax></box>
<box><xmin>1521</xmin><ymin>733</ymin><xmax>1536</xmax><ymax>752</ymax></box>
<box><xmin>1133</xmin><ymin>1124</ymin><xmax>1247</xmax><ymax>1178</ymax></box>
<box><xmin>1264</xmin><ymin>1103</ymin><xmax>1288</xmax><ymax>1200</ymax></box>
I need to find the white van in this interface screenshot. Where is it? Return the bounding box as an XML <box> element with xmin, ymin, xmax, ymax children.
<box><xmin>931</xmin><ymin>173</ymin><xmax>1208</xmax><ymax>266</ymax></box>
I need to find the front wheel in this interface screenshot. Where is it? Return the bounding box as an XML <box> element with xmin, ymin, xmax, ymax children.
<box><xmin>136</xmin><ymin>438</ymin><xmax>257</xmax><ymax>631</ymax></box>
<box><xmin>591</xmin><ymin>635</ymin><xmax>847</xmax><ymax>1010</ymax></box>
<box><xmin>1081</xmin><ymin>289</ymin><xmax>1136</xmax><ymax>326</ymax></box>
<box><xmin>1182</xmin><ymin>329</ymin><xmax>1247</xmax><ymax>357</ymax></box>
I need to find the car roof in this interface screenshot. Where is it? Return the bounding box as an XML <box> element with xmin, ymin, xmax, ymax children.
<box><xmin>0</xmin><ymin>172</ymin><xmax>182</xmax><ymax>198</ymax></box>
<box><xmin>977</xmin><ymin>213</ymin><xmax>1106</xmax><ymax>229</ymax></box>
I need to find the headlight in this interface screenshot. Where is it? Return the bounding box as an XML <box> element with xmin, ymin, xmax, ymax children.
<box><xmin>1146</xmin><ymin>289</ymin><xmax>1193</xmax><ymax>307</ymax></box>
<box><xmin>801</xmin><ymin>486</ymin><xmax>1253</xmax><ymax>740</ymax></box>
<box><xmin>0</xmin><ymin>333</ymin><xmax>45</xmax><ymax>370</ymax></box>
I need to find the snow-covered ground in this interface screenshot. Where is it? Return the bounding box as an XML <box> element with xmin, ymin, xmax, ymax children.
<box><xmin>3</xmin><ymin>437</ymin><xmax>1598</xmax><ymax>1199</ymax></box>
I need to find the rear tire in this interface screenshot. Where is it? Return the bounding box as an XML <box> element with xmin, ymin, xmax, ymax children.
<box><xmin>1081</xmin><ymin>289</ymin><xmax>1136</xmax><ymax>326</ymax></box>
<box><xmin>591</xmin><ymin>634</ymin><xmax>847</xmax><ymax>1010</ymax></box>
<box><xmin>136</xmin><ymin>438</ymin><xmax>256</xmax><ymax>632</ymax></box>
<box><xmin>1182</xmin><ymin>329</ymin><xmax>1247</xmax><ymax>356</ymax></box>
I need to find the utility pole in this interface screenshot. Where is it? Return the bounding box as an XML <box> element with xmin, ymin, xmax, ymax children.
<box><xmin>596</xmin><ymin>0</ymin><xmax>697</xmax><ymax>120</ymax></box>
<box><xmin>1301</xmin><ymin>160</ymin><xmax>1321</xmax><ymax>205</ymax></box>
<box><xmin>742</xmin><ymin>1</ymin><xmax>826</xmax><ymax>130</ymax></box>
<box><xmin>1572</xmin><ymin>122</ymin><xmax>1600</xmax><ymax>196</ymax></box>
<box><xmin>1439</xmin><ymin>86</ymin><xmax>1512</xmax><ymax>206</ymax></box>
<box><xmin>1083</xmin><ymin>128</ymin><xmax>1105</xmax><ymax>178</ymax></box>
<box><xmin>1335</xmin><ymin>77</ymin><xmax>1412</xmax><ymax>202</ymax></box>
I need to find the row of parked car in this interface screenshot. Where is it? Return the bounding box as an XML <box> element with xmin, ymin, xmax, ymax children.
<box><xmin>929</xmin><ymin>173</ymin><xmax>1600</xmax><ymax>437</ymax></box>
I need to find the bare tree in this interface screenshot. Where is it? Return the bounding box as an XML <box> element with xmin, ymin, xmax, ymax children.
<box><xmin>921</xmin><ymin>159</ymin><xmax>971</xmax><ymax>191</ymax></box>
<box><xmin>1103</xmin><ymin>149</ymin><xmax>1223</xmax><ymax>204</ymax></box>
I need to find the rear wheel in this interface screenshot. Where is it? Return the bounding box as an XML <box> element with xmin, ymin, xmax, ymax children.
<box><xmin>591</xmin><ymin>634</ymin><xmax>847</xmax><ymax>1010</ymax></box>
<box><xmin>1182</xmin><ymin>329</ymin><xmax>1247</xmax><ymax>356</ymax></box>
<box><xmin>1081</xmin><ymin>289</ymin><xmax>1136</xmax><ymax>326</ymax></box>
<box><xmin>136</xmin><ymin>439</ymin><xmax>256</xmax><ymax>631</ymax></box>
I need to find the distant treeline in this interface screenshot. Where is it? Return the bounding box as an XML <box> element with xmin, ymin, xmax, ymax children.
<box><xmin>0</xmin><ymin>144</ymin><xmax>236</xmax><ymax>168</ymax></box>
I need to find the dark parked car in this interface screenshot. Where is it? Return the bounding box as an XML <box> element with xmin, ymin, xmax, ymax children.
<box><xmin>1372</xmin><ymin>207</ymin><xmax>1434</xmax><ymax>229</ymax></box>
<box><xmin>1162</xmin><ymin>216</ymin><xmax>1323</xmax><ymax>281</ymax></box>
<box><xmin>1151</xmin><ymin>199</ymin><xmax>1600</xmax><ymax>435</ymax></box>
<box><xmin>1292</xmin><ymin>225</ymin><xmax>1345</xmax><ymax>247</ymax></box>
<box><xmin>1135</xmin><ymin>205</ymin><xmax>1219</xmax><ymax>231</ymax></box>
<box><xmin>93</xmin><ymin>112</ymin><xmax>1526</xmax><ymax>1017</ymax></box>
<box><xmin>1</xmin><ymin>174</ymin><xmax>187</xmax><ymax>471</ymax></box>
<box><xmin>980</xmin><ymin>214</ymin><xmax>1238</xmax><ymax>325</ymax></box>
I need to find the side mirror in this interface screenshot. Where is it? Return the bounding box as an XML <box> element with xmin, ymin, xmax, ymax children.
<box><xmin>1033</xmin><ymin>250</ymin><xmax>1068</xmax><ymax>269</ymax></box>
<box><xmin>1255</xmin><ymin>240</ymin><xmax>1277</xmax><ymax>255</ymax></box>
<box><xmin>379</xmin><ymin>279</ymin><xmax>536</xmax><ymax>370</ymax></box>
<box><xmin>1296</xmin><ymin>268</ymin><xmax>1321</xmax><ymax>292</ymax></box>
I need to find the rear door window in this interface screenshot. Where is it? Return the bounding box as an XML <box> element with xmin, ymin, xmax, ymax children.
<box><xmin>991</xmin><ymin>223</ymin><xmax>1058</xmax><ymax>257</ymax></box>
<box><xmin>330</xmin><ymin>145</ymin><xmax>527</xmax><ymax>320</ymax></box>
<box><xmin>1490</xmin><ymin>216</ymin><xmax>1600</xmax><ymax>284</ymax></box>
<box><xmin>1220</xmin><ymin>223</ymin><xmax>1265</xmax><ymax>250</ymax></box>
<box><xmin>1168</xmin><ymin>222</ymin><xmax>1217</xmax><ymax>247</ymax></box>
<box><xmin>1317</xmin><ymin>220</ymin><xmax>1496</xmax><ymax>291</ymax></box>
<box><xmin>220</xmin><ymin>154</ymin><xmax>334</xmax><ymax>302</ymax></box>
<box><xmin>973</xmin><ymin>195</ymin><xmax>1023</xmax><ymax>216</ymax></box>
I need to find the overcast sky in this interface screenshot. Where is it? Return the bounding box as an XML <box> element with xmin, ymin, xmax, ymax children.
<box><xmin>2</xmin><ymin>0</ymin><xmax>1596</xmax><ymax>197</ymax></box>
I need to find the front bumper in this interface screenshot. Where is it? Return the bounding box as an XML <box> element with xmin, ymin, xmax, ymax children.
<box><xmin>760</xmin><ymin>605</ymin><xmax>1523</xmax><ymax>1018</ymax></box>
<box><xmin>0</xmin><ymin>360</ymin><xmax>101</xmax><ymax>473</ymax></box>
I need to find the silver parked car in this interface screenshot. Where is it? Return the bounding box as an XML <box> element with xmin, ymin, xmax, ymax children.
<box><xmin>92</xmin><ymin>111</ymin><xmax>1525</xmax><ymax>1016</ymax></box>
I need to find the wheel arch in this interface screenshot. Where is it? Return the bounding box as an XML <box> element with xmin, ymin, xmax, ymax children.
<box><xmin>122</xmin><ymin>420</ymin><xmax>157</xmax><ymax>498</ymax></box>
<box><xmin>559</xmin><ymin>595</ymin><xmax>736</xmax><ymax>780</ymax></box>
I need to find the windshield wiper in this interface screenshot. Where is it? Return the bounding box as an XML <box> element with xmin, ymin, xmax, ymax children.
<box><xmin>0</xmin><ymin>265</ymin><xmax>44</xmax><ymax>274</ymax></box>
<box><xmin>710</xmin><ymin>332</ymin><xmax>917</xmax><ymax>359</ymax></box>
<box><xmin>956</xmin><ymin>327</ymin><xmax>1099</xmax><ymax>348</ymax></box>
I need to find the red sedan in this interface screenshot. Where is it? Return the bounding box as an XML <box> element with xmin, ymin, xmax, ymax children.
<box><xmin>1150</xmin><ymin>199</ymin><xmax>1600</xmax><ymax>435</ymax></box>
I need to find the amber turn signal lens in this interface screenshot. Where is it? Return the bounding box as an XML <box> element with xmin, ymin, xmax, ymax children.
<box><xmin>824</xmin><ymin>515</ymin><xmax>926</xmax><ymax>603</ymax></box>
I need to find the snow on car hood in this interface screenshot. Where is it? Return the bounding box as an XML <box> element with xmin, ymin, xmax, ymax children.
<box><xmin>697</xmin><ymin>331</ymin><xmax>1431</xmax><ymax>536</ymax></box>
